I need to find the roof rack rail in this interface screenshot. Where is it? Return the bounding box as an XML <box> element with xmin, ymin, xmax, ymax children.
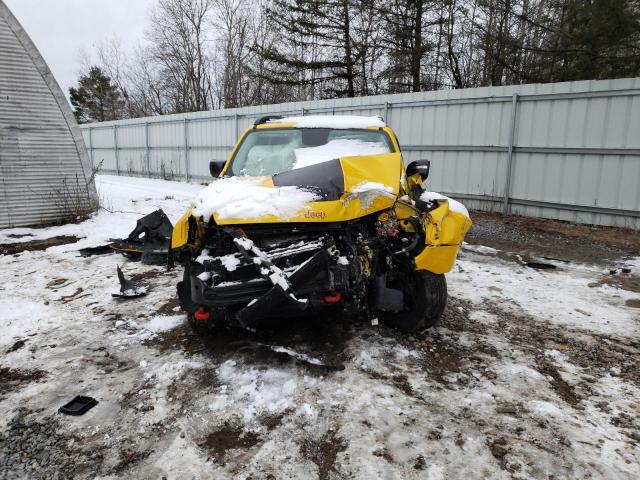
<box><xmin>254</xmin><ymin>115</ymin><xmax>283</xmax><ymax>126</ymax></box>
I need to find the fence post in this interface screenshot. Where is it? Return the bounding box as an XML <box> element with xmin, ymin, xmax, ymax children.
<box><xmin>383</xmin><ymin>101</ymin><xmax>390</xmax><ymax>123</ymax></box>
<box><xmin>301</xmin><ymin>107</ymin><xmax>306</xmax><ymax>116</ymax></box>
<box><xmin>503</xmin><ymin>93</ymin><xmax>519</xmax><ymax>214</ymax></box>
<box><xmin>184</xmin><ymin>118</ymin><xmax>190</xmax><ymax>181</ymax></box>
<box><xmin>88</xmin><ymin>126</ymin><xmax>94</xmax><ymax>169</ymax></box>
<box><xmin>234</xmin><ymin>113</ymin><xmax>239</xmax><ymax>141</ymax></box>
<box><xmin>113</xmin><ymin>125</ymin><xmax>120</xmax><ymax>175</ymax></box>
<box><xmin>145</xmin><ymin>121</ymin><xmax>151</xmax><ymax>177</ymax></box>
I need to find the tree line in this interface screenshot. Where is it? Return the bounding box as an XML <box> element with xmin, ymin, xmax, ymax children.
<box><xmin>70</xmin><ymin>0</ymin><xmax>640</xmax><ymax>123</ymax></box>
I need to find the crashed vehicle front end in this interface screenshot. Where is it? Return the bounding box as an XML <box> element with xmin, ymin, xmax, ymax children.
<box><xmin>172</xmin><ymin>116</ymin><xmax>471</xmax><ymax>332</ymax></box>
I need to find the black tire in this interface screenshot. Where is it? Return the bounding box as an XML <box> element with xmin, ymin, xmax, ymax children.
<box><xmin>381</xmin><ymin>270</ymin><xmax>447</xmax><ymax>332</ymax></box>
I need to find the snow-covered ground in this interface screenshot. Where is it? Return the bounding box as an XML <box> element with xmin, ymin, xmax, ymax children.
<box><xmin>1</xmin><ymin>174</ymin><xmax>638</xmax><ymax>479</ymax></box>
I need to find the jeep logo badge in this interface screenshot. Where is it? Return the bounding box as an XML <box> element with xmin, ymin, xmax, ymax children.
<box><xmin>304</xmin><ymin>210</ymin><xmax>326</xmax><ymax>219</ymax></box>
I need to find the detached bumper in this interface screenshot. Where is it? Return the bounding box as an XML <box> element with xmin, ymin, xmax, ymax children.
<box><xmin>190</xmin><ymin>275</ymin><xmax>270</xmax><ymax>306</ymax></box>
<box><xmin>189</xmin><ymin>249</ymin><xmax>346</xmax><ymax>326</ymax></box>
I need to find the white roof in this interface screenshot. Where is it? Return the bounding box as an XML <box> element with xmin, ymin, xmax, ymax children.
<box><xmin>267</xmin><ymin>115</ymin><xmax>386</xmax><ymax>129</ymax></box>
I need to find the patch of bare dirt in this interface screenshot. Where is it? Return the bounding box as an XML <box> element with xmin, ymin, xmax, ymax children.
<box><xmin>6</xmin><ymin>233</ymin><xmax>34</xmax><ymax>239</ymax></box>
<box><xmin>590</xmin><ymin>272</ymin><xmax>640</xmax><ymax>294</ymax></box>
<box><xmin>481</xmin><ymin>300</ymin><xmax>640</xmax><ymax>386</ymax></box>
<box><xmin>143</xmin><ymin>322</ymin><xmax>208</xmax><ymax>355</ymax></box>
<box><xmin>58</xmin><ymin>287</ymin><xmax>86</xmax><ymax>304</ymax></box>
<box><xmin>197</xmin><ymin>423</ymin><xmax>260</xmax><ymax>463</ymax></box>
<box><xmin>0</xmin><ymin>367</ymin><xmax>46</xmax><ymax>399</ymax></box>
<box><xmin>155</xmin><ymin>296</ymin><xmax>181</xmax><ymax>315</ymax></box>
<box><xmin>300</xmin><ymin>430</ymin><xmax>347</xmax><ymax>480</ymax></box>
<box><xmin>129</xmin><ymin>268</ymin><xmax>168</xmax><ymax>282</ymax></box>
<box><xmin>438</xmin><ymin>295</ymin><xmax>486</xmax><ymax>336</ymax></box>
<box><xmin>166</xmin><ymin>366</ymin><xmax>218</xmax><ymax>408</ymax></box>
<box><xmin>536</xmin><ymin>359</ymin><xmax>579</xmax><ymax>406</ymax></box>
<box><xmin>467</xmin><ymin>211</ymin><xmax>640</xmax><ymax>265</ymax></box>
<box><xmin>46</xmin><ymin>277</ymin><xmax>69</xmax><ymax>289</ymax></box>
<box><xmin>418</xmin><ymin>338</ymin><xmax>466</xmax><ymax>383</ymax></box>
<box><xmin>110</xmin><ymin>448</ymin><xmax>154</xmax><ymax>474</ymax></box>
<box><xmin>487</xmin><ymin>437</ymin><xmax>509</xmax><ymax>470</ymax></box>
<box><xmin>259</xmin><ymin>410</ymin><xmax>290</xmax><ymax>431</ymax></box>
<box><xmin>6</xmin><ymin>339</ymin><xmax>27</xmax><ymax>354</ymax></box>
<box><xmin>626</xmin><ymin>299</ymin><xmax>640</xmax><ymax>308</ymax></box>
<box><xmin>0</xmin><ymin>235</ymin><xmax>81</xmax><ymax>255</ymax></box>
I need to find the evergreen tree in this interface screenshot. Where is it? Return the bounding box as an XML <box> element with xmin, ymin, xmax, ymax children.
<box><xmin>255</xmin><ymin>0</ymin><xmax>364</xmax><ymax>98</ymax></box>
<box><xmin>69</xmin><ymin>66</ymin><xmax>124</xmax><ymax>123</ymax></box>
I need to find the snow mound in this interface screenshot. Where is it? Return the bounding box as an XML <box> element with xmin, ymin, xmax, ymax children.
<box><xmin>268</xmin><ymin>115</ymin><xmax>385</xmax><ymax>129</ymax></box>
<box><xmin>420</xmin><ymin>190</ymin><xmax>470</xmax><ymax>218</ymax></box>
<box><xmin>293</xmin><ymin>139</ymin><xmax>389</xmax><ymax>169</ymax></box>
<box><xmin>192</xmin><ymin>177</ymin><xmax>320</xmax><ymax>220</ymax></box>
<box><xmin>145</xmin><ymin>315</ymin><xmax>184</xmax><ymax>333</ymax></box>
<box><xmin>216</xmin><ymin>359</ymin><xmax>301</xmax><ymax>423</ymax></box>
<box><xmin>145</xmin><ymin>360</ymin><xmax>205</xmax><ymax>384</ymax></box>
<box><xmin>0</xmin><ymin>298</ymin><xmax>57</xmax><ymax>347</ymax></box>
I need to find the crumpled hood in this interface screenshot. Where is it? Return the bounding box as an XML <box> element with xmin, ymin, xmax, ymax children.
<box><xmin>192</xmin><ymin>152</ymin><xmax>403</xmax><ymax>225</ymax></box>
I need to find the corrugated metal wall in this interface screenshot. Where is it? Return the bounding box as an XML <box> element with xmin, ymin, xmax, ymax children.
<box><xmin>0</xmin><ymin>1</ymin><xmax>97</xmax><ymax>228</ymax></box>
<box><xmin>81</xmin><ymin>78</ymin><xmax>640</xmax><ymax>229</ymax></box>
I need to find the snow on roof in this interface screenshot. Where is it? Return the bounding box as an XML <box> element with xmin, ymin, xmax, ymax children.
<box><xmin>292</xmin><ymin>139</ymin><xmax>390</xmax><ymax>169</ymax></box>
<box><xmin>267</xmin><ymin>115</ymin><xmax>386</xmax><ymax>129</ymax></box>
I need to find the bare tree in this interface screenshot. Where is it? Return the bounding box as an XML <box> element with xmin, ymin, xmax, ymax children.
<box><xmin>148</xmin><ymin>0</ymin><xmax>215</xmax><ymax>113</ymax></box>
<box><xmin>75</xmin><ymin>0</ymin><xmax>640</xmax><ymax>119</ymax></box>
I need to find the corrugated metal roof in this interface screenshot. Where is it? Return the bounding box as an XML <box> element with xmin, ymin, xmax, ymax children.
<box><xmin>0</xmin><ymin>0</ymin><xmax>97</xmax><ymax>228</ymax></box>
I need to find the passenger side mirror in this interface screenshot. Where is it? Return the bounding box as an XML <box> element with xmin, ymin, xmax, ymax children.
<box><xmin>209</xmin><ymin>160</ymin><xmax>226</xmax><ymax>178</ymax></box>
<box><xmin>406</xmin><ymin>159</ymin><xmax>430</xmax><ymax>180</ymax></box>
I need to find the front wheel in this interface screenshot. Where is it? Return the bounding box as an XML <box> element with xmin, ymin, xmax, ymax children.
<box><xmin>380</xmin><ymin>271</ymin><xmax>447</xmax><ymax>332</ymax></box>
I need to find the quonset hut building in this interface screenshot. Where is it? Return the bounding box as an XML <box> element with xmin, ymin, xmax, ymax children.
<box><xmin>0</xmin><ymin>1</ymin><xmax>97</xmax><ymax>228</ymax></box>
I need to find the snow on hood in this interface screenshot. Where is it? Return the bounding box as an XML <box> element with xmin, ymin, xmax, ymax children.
<box><xmin>268</xmin><ymin>115</ymin><xmax>385</xmax><ymax>129</ymax></box>
<box><xmin>420</xmin><ymin>190</ymin><xmax>470</xmax><ymax>218</ymax></box>
<box><xmin>192</xmin><ymin>176</ymin><xmax>320</xmax><ymax>221</ymax></box>
<box><xmin>292</xmin><ymin>139</ymin><xmax>390</xmax><ymax>170</ymax></box>
<box><xmin>343</xmin><ymin>181</ymin><xmax>396</xmax><ymax>209</ymax></box>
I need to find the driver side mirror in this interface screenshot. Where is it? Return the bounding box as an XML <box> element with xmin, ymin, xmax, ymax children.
<box><xmin>209</xmin><ymin>160</ymin><xmax>226</xmax><ymax>178</ymax></box>
<box><xmin>406</xmin><ymin>159</ymin><xmax>430</xmax><ymax>180</ymax></box>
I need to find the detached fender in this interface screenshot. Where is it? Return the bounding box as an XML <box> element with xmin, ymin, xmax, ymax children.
<box><xmin>171</xmin><ymin>208</ymin><xmax>203</xmax><ymax>252</ymax></box>
<box><xmin>414</xmin><ymin>201</ymin><xmax>472</xmax><ymax>274</ymax></box>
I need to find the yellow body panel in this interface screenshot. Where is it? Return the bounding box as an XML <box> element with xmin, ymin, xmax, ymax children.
<box><xmin>171</xmin><ymin>207</ymin><xmax>205</xmax><ymax>252</ymax></box>
<box><xmin>414</xmin><ymin>245</ymin><xmax>461</xmax><ymax>274</ymax></box>
<box><xmin>414</xmin><ymin>201</ymin><xmax>472</xmax><ymax>273</ymax></box>
<box><xmin>173</xmin><ymin>122</ymin><xmax>471</xmax><ymax>274</ymax></box>
<box><xmin>212</xmin><ymin>153</ymin><xmax>403</xmax><ymax>225</ymax></box>
<box><xmin>171</xmin><ymin>209</ymin><xmax>192</xmax><ymax>249</ymax></box>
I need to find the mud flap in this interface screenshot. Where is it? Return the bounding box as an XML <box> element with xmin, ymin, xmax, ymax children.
<box><xmin>370</xmin><ymin>275</ymin><xmax>404</xmax><ymax>312</ymax></box>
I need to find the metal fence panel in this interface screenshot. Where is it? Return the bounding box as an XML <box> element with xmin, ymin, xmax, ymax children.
<box><xmin>81</xmin><ymin>77</ymin><xmax>640</xmax><ymax>229</ymax></box>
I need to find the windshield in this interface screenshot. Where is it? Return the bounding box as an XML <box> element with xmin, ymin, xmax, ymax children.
<box><xmin>228</xmin><ymin>128</ymin><xmax>394</xmax><ymax>176</ymax></box>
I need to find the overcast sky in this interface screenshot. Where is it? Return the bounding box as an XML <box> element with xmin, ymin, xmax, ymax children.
<box><xmin>5</xmin><ymin>0</ymin><xmax>156</xmax><ymax>96</ymax></box>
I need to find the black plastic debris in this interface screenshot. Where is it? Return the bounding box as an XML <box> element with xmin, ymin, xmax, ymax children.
<box><xmin>78</xmin><ymin>244</ymin><xmax>115</xmax><ymax>257</ymax></box>
<box><xmin>112</xmin><ymin>265</ymin><xmax>148</xmax><ymax>298</ymax></box>
<box><xmin>610</xmin><ymin>267</ymin><xmax>632</xmax><ymax>275</ymax></box>
<box><xmin>58</xmin><ymin>396</ymin><xmax>98</xmax><ymax>416</ymax></box>
<box><xmin>110</xmin><ymin>209</ymin><xmax>173</xmax><ymax>265</ymax></box>
<box><xmin>526</xmin><ymin>262</ymin><xmax>557</xmax><ymax>270</ymax></box>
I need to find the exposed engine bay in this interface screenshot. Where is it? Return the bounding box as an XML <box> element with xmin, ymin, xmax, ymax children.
<box><xmin>178</xmin><ymin>210</ymin><xmax>428</xmax><ymax>330</ymax></box>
